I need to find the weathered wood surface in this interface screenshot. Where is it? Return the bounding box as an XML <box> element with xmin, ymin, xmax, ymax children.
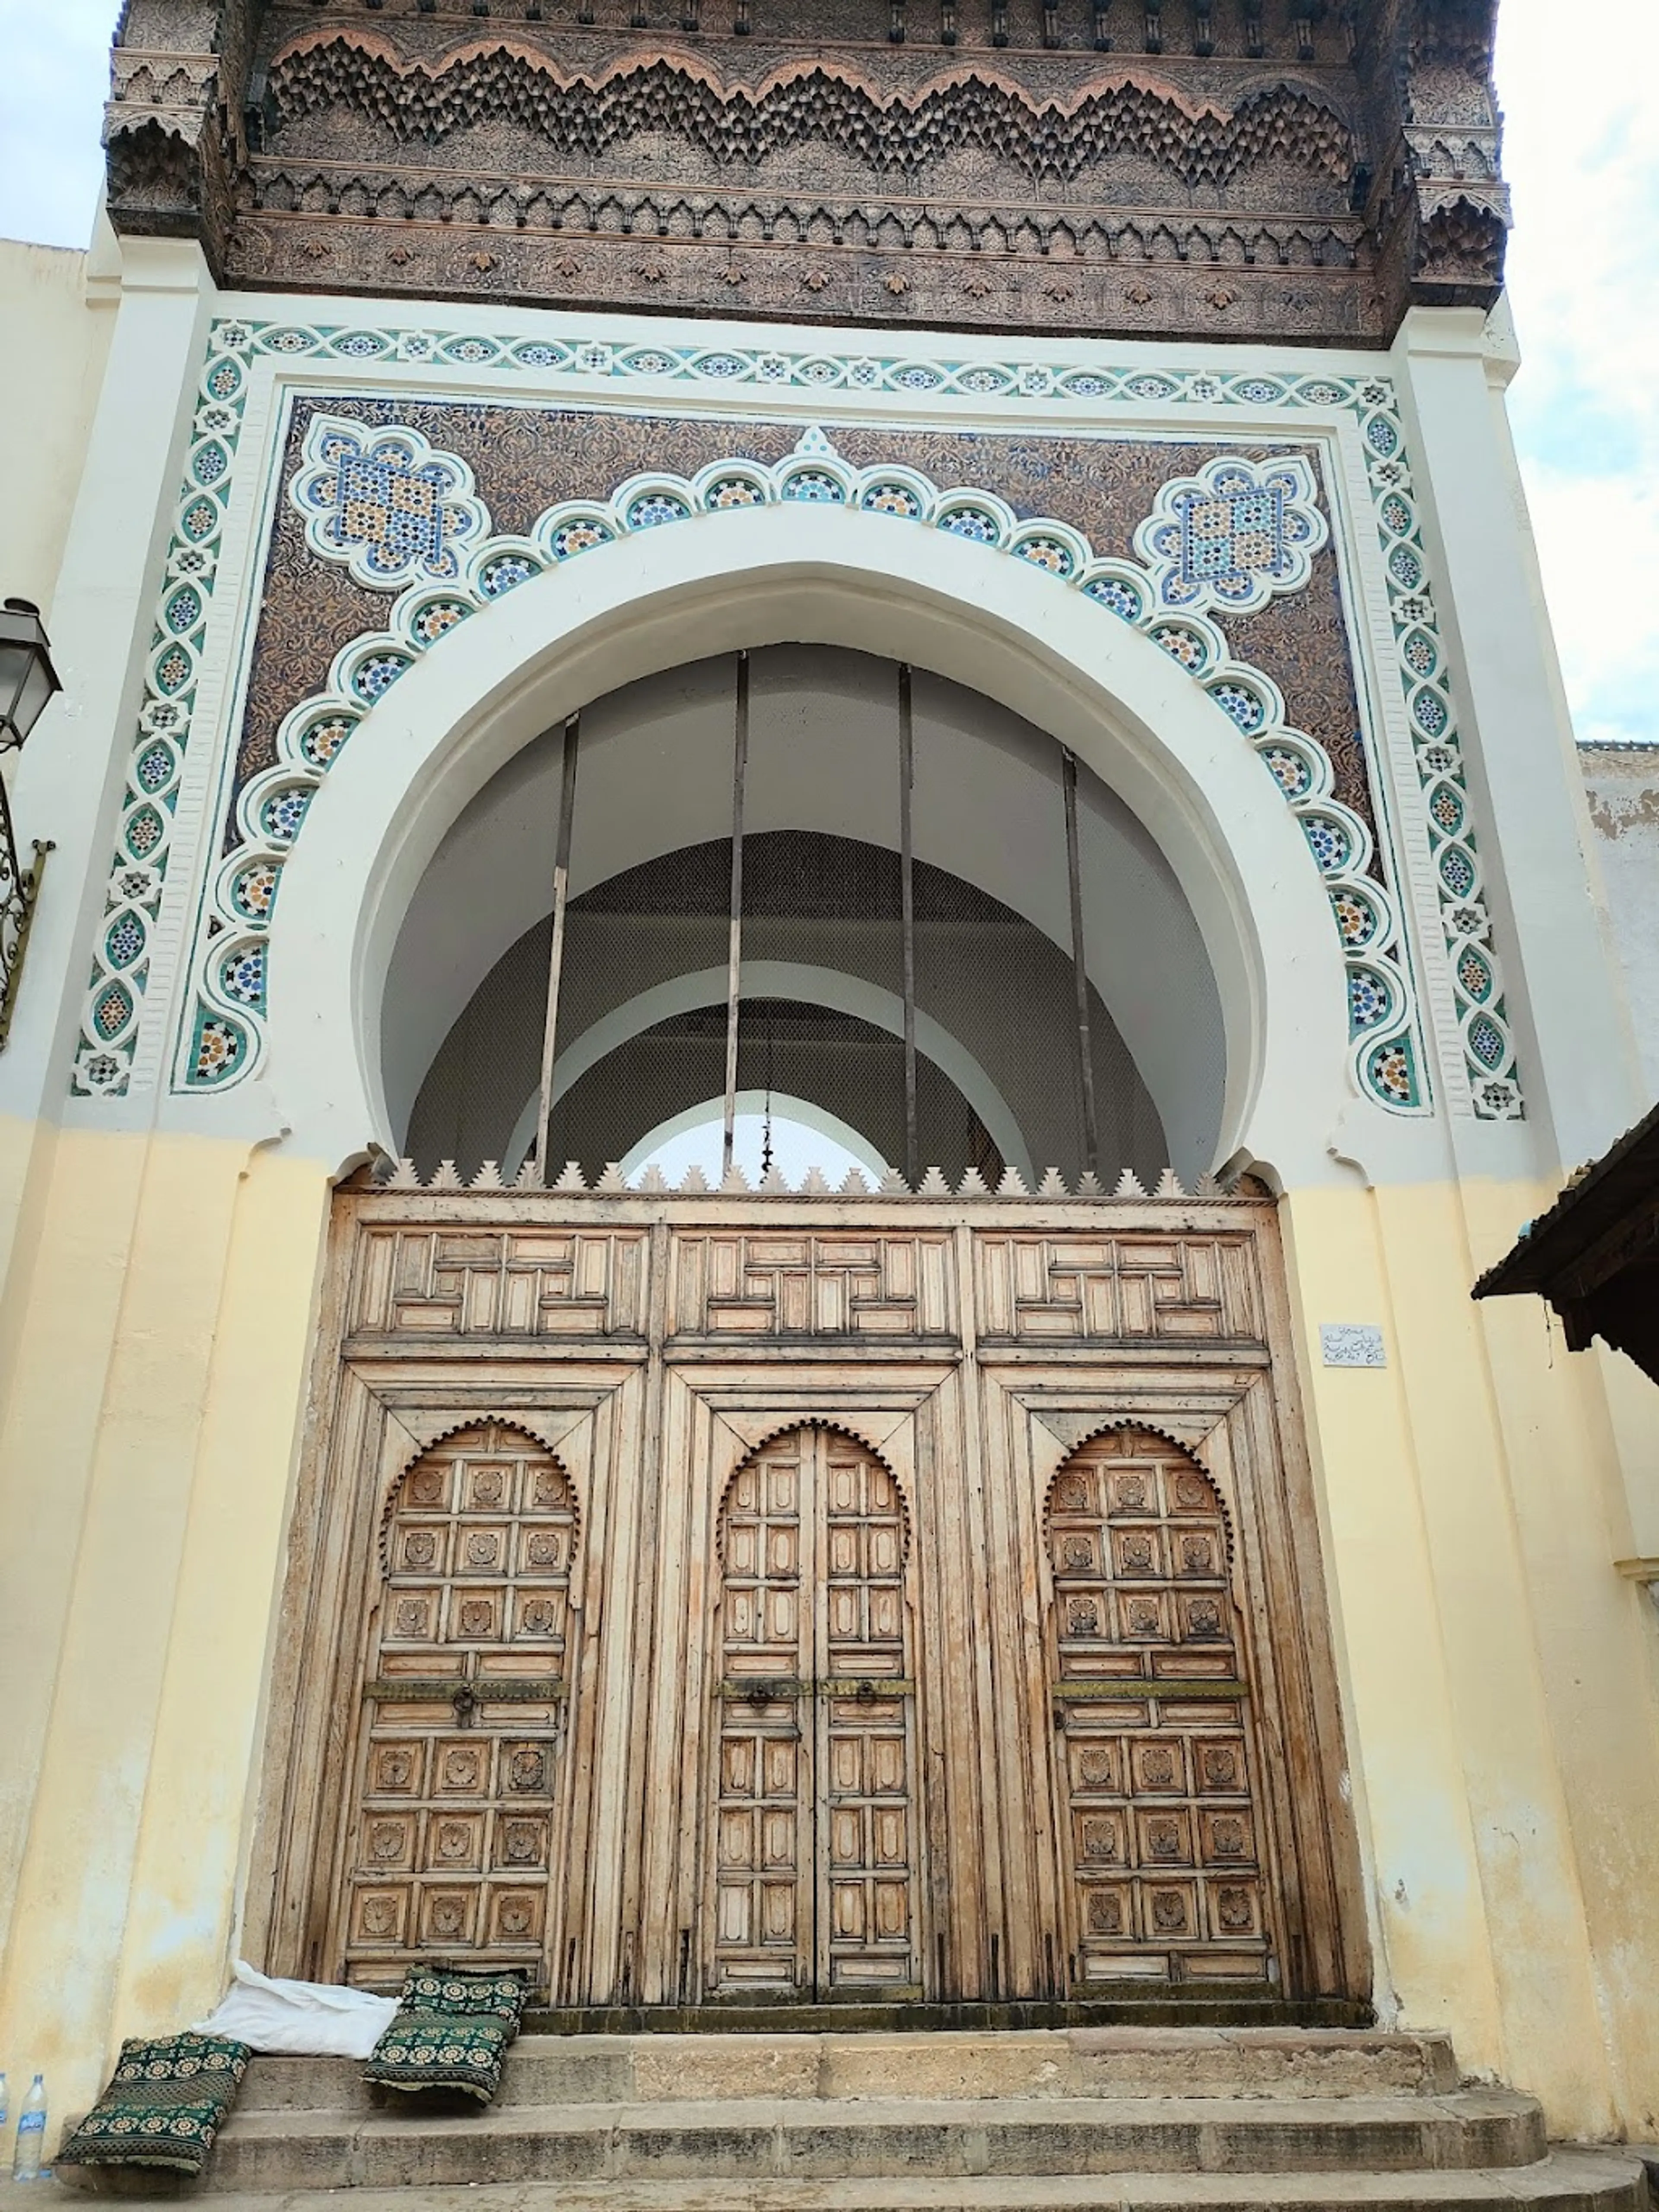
<box><xmin>250</xmin><ymin>1193</ymin><xmax>1366</xmax><ymax>2007</ymax></box>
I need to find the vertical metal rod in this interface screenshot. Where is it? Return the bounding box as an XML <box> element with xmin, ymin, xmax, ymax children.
<box><xmin>532</xmin><ymin>715</ymin><xmax>581</xmax><ymax>1182</ymax></box>
<box><xmin>721</xmin><ymin>651</ymin><xmax>750</xmax><ymax>1178</ymax></box>
<box><xmin>898</xmin><ymin>662</ymin><xmax>919</xmax><ymax>1188</ymax></box>
<box><xmin>1062</xmin><ymin>747</ymin><xmax>1100</xmax><ymax>1179</ymax></box>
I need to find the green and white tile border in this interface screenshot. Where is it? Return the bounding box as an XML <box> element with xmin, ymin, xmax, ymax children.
<box><xmin>71</xmin><ymin>314</ymin><xmax>1521</xmax><ymax>1124</ymax></box>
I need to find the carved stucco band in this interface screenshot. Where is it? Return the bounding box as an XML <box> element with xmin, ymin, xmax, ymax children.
<box><xmin>265</xmin><ymin>38</ymin><xmax>1360</xmax><ymax>189</ymax></box>
<box><xmin>71</xmin><ymin>318</ymin><xmax>1519</xmax><ymax>1128</ymax></box>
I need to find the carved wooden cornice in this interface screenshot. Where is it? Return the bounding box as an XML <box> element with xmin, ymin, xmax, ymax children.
<box><xmin>102</xmin><ymin>0</ymin><xmax>261</xmax><ymax>267</ymax></box>
<box><xmin>101</xmin><ymin>0</ymin><xmax>1508</xmax><ymax>341</ymax></box>
<box><xmin>1351</xmin><ymin>0</ymin><xmax>1506</xmax><ymax>305</ymax></box>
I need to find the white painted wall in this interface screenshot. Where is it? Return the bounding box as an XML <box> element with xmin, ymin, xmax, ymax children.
<box><xmin>0</xmin><ymin>232</ymin><xmax>117</xmax><ymax>613</ymax></box>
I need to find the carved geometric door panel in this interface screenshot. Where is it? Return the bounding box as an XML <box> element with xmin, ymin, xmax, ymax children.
<box><xmin>709</xmin><ymin>1426</ymin><xmax>919</xmax><ymax>1997</ymax></box>
<box><xmin>1046</xmin><ymin>1426</ymin><xmax>1274</xmax><ymax>1986</ymax></box>
<box><xmin>334</xmin><ymin>1422</ymin><xmax>579</xmax><ymax>1989</ymax></box>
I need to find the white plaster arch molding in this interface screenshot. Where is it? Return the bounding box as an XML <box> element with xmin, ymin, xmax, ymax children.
<box><xmin>259</xmin><ymin>503</ymin><xmax>1351</xmax><ymax>1183</ymax></box>
<box><xmin>499</xmin><ymin>962</ymin><xmax>1037</xmax><ymax>1187</ymax></box>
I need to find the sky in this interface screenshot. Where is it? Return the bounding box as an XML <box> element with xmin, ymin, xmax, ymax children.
<box><xmin>0</xmin><ymin>0</ymin><xmax>1654</xmax><ymax>748</ymax></box>
<box><xmin>625</xmin><ymin>1108</ymin><xmax>881</xmax><ymax>1187</ymax></box>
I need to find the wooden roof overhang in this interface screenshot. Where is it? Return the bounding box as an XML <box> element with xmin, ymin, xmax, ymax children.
<box><xmin>1471</xmin><ymin>1100</ymin><xmax>1659</xmax><ymax>1384</ymax></box>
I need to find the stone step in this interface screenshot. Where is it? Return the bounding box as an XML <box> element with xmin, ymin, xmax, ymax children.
<box><xmin>518</xmin><ymin>1998</ymin><xmax>1376</xmax><ymax>2036</ymax></box>
<box><xmin>195</xmin><ymin>2090</ymin><xmax>1545</xmax><ymax>2191</ymax></box>
<box><xmin>32</xmin><ymin>2146</ymin><xmax>1652</xmax><ymax>2210</ymax></box>
<box><xmin>236</xmin><ymin>2030</ymin><xmax>1461</xmax><ymax>2113</ymax></box>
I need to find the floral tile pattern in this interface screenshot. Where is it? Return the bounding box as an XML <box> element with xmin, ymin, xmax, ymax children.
<box><xmin>71</xmin><ymin>318</ymin><xmax>1519</xmax><ymax>1124</ymax></box>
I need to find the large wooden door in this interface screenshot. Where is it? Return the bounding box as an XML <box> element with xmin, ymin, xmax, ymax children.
<box><xmin>1046</xmin><ymin>1426</ymin><xmax>1273</xmax><ymax>1985</ymax></box>
<box><xmin>258</xmin><ymin>1188</ymin><xmax>1369</xmax><ymax>2015</ymax></box>
<box><xmin>708</xmin><ymin>1426</ymin><xmax>920</xmax><ymax>1997</ymax></box>
<box><xmin>334</xmin><ymin>1423</ymin><xmax>579</xmax><ymax>1988</ymax></box>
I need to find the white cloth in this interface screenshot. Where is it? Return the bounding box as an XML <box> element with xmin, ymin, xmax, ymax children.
<box><xmin>192</xmin><ymin>1961</ymin><xmax>398</xmax><ymax>2059</ymax></box>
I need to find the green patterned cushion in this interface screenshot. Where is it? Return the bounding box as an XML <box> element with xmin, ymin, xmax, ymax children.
<box><xmin>396</xmin><ymin>1964</ymin><xmax>528</xmax><ymax>2026</ymax></box>
<box><xmin>56</xmin><ymin>2033</ymin><xmax>250</xmax><ymax>2176</ymax></box>
<box><xmin>362</xmin><ymin>2012</ymin><xmax>514</xmax><ymax>2103</ymax></box>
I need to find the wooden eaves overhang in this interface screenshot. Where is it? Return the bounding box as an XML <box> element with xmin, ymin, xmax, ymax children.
<box><xmin>1471</xmin><ymin>1098</ymin><xmax>1659</xmax><ymax>1384</ymax></box>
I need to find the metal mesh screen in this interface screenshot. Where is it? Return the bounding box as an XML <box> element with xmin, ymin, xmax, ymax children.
<box><xmin>547</xmin><ymin>837</ymin><xmax>734</xmax><ymax>1173</ymax></box>
<box><xmin>404</xmin><ymin>650</ymin><xmax>1174</xmax><ymax>1186</ymax></box>
<box><xmin>732</xmin><ymin>833</ymin><xmax>907</xmax><ymax>1178</ymax></box>
<box><xmin>909</xmin><ymin>668</ymin><xmax>1166</xmax><ymax>1188</ymax></box>
<box><xmin>402</xmin><ymin>910</ymin><xmax>553</xmax><ymax>1178</ymax></box>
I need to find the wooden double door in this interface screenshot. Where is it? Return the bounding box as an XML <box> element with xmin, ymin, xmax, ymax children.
<box><xmin>337</xmin><ymin>1422</ymin><xmax>922</xmax><ymax>1999</ymax></box>
<box><xmin>255</xmin><ymin>1190</ymin><xmax>1367</xmax><ymax>2012</ymax></box>
<box><xmin>709</xmin><ymin>1427</ymin><xmax>919</xmax><ymax>1996</ymax></box>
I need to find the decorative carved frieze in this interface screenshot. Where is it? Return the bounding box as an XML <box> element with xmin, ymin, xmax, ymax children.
<box><xmin>350</xmin><ymin>1227</ymin><xmax>651</xmax><ymax>1339</ymax></box>
<box><xmin>674</xmin><ymin>1231</ymin><xmax>957</xmax><ymax>1337</ymax></box>
<box><xmin>346</xmin><ymin>1214</ymin><xmax>1262</xmax><ymax>1347</ymax></box>
<box><xmin>103</xmin><ymin>1</ymin><xmax>259</xmax><ymax>266</ymax></box>
<box><xmin>1359</xmin><ymin>0</ymin><xmax>1507</xmax><ymax>307</ymax></box>
<box><xmin>975</xmin><ymin>1233</ymin><xmax>1267</xmax><ymax>1343</ymax></box>
<box><xmin>261</xmin><ymin>38</ymin><xmax>1360</xmax><ymax>190</ymax></box>
<box><xmin>224</xmin><ymin>208</ymin><xmax>1380</xmax><ymax>344</ymax></box>
<box><xmin>340</xmin><ymin>1212</ymin><xmax>1274</xmax><ymax>1345</ymax></box>
<box><xmin>101</xmin><ymin>0</ymin><xmax>1508</xmax><ymax>341</ymax></box>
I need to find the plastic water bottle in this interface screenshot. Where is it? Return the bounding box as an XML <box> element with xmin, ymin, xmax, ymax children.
<box><xmin>0</xmin><ymin>2073</ymin><xmax>8</xmax><ymax>2135</ymax></box>
<box><xmin>13</xmin><ymin>2075</ymin><xmax>46</xmax><ymax>2181</ymax></box>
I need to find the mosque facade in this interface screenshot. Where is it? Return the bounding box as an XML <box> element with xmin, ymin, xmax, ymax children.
<box><xmin>0</xmin><ymin>0</ymin><xmax>1655</xmax><ymax>2145</ymax></box>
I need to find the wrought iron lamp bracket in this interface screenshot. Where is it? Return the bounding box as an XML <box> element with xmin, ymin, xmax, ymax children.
<box><xmin>0</xmin><ymin>598</ymin><xmax>62</xmax><ymax>1050</ymax></box>
<box><xmin>0</xmin><ymin>805</ymin><xmax>53</xmax><ymax>1051</ymax></box>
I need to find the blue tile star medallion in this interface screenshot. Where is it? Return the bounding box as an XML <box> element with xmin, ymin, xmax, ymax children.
<box><xmin>292</xmin><ymin>417</ymin><xmax>489</xmax><ymax>588</ymax></box>
<box><xmin>1136</xmin><ymin>455</ymin><xmax>1326</xmax><ymax>613</ymax></box>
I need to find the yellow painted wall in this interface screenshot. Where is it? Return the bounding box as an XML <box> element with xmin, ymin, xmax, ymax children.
<box><xmin>0</xmin><ymin>1147</ymin><xmax>1656</xmax><ymax>2139</ymax></box>
<box><xmin>1283</xmin><ymin>1178</ymin><xmax>1659</xmax><ymax>2138</ymax></box>
<box><xmin>0</xmin><ymin>1127</ymin><xmax>331</xmax><ymax>2118</ymax></box>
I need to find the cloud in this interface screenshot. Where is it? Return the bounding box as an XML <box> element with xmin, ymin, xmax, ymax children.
<box><xmin>0</xmin><ymin>0</ymin><xmax>1650</xmax><ymax>746</ymax></box>
<box><xmin>1496</xmin><ymin>0</ymin><xmax>1659</xmax><ymax>747</ymax></box>
<box><xmin>0</xmin><ymin>0</ymin><xmax>120</xmax><ymax>251</ymax></box>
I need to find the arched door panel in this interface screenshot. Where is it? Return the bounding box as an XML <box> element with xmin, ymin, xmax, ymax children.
<box><xmin>332</xmin><ymin>1423</ymin><xmax>579</xmax><ymax>1990</ymax></box>
<box><xmin>1046</xmin><ymin>1427</ymin><xmax>1272</xmax><ymax>1985</ymax></box>
<box><xmin>709</xmin><ymin>1427</ymin><xmax>920</xmax><ymax>1997</ymax></box>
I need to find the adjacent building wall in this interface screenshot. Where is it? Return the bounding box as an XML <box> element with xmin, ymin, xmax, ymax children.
<box><xmin>1581</xmin><ymin>744</ymin><xmax>1659</xmax><ymax>1099</ymax></box>
<box><xmin>0</xmin><ymin>234</ymin><xmax>116</xmax><ymax>614</ymax></box>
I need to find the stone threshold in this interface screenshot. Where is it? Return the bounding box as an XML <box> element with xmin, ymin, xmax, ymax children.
<box><xmin>518</xmin><ymin>1997</ymin><xmax>1375</xmax><ymax>2036</ymax></box>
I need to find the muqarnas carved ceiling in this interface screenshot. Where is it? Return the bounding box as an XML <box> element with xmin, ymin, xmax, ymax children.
<box><xmin>103</xmin><ymin>0</ymin><xmax>1509</xmax><ymax>343</ymax></box>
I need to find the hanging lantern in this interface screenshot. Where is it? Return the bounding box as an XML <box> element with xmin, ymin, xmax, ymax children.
<box><xmin>0</xmin><ymin>598</ymin><xmax>60</xmax><ymax>1047</ymax></box>
<box><xmin>0</xmin><ymin>598</ymin><xmax>60</xmax><ymax>753</ymax></box>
